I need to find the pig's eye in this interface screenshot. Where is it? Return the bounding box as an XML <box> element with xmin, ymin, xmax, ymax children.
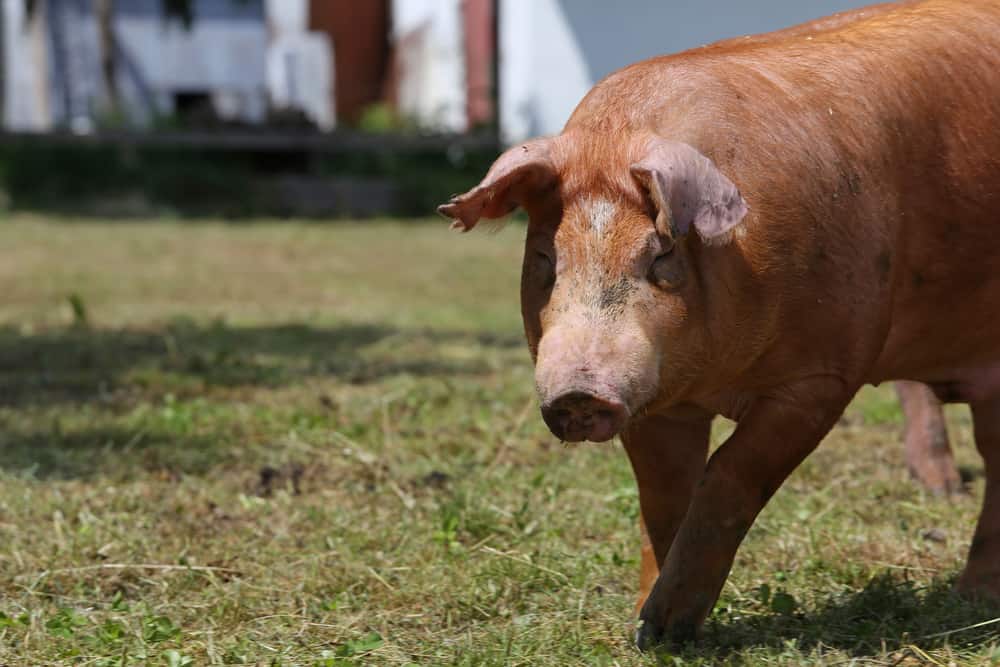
<box><xmin>648</xmin><ymin>247</ymin><xmax>683</xmax><ymax>289</ymax></box>
<box><xmin>533</xmin><ymin>251</ymin><xmax>555</xmax><ymax>289</ymax></box>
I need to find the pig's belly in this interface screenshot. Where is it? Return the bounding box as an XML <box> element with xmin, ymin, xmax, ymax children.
<box><xmin>867</xmin><ymin>358</ymin><xmax>1000</xmax><ymax>404</ymax></box>
<box><xmin>919</xmin><ymin>363</ymin><xmax>1000</xmax><ymax>403</ymax></box>
<box><xmin>867</xmin><ymin>301</ymin><xmax>1000</xmax><ymax>403</ymax></box>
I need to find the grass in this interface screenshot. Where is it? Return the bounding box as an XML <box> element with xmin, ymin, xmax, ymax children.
<box><xmin>0</xmin><ymin>214</ymin><xmax>998</xmax><ymax>665</ymax></box>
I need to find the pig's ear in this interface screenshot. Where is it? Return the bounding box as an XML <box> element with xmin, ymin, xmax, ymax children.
<box><xmin>438</xmin><ymin>139</ymin><xmax>557</xmax><ymax>231</ymax></box>
<box><xmin>630</xmin><ymin>141</ymin><xmax>748</xmax><ymax>245</ymax></box>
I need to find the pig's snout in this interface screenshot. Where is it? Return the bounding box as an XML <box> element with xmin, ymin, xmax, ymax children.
<box><xmin>541</xmin><ymin>391</ymin><xmax>628</xmax><ymax>443</ymax></box>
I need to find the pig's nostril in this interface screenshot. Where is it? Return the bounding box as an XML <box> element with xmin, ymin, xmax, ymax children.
<box><xmin>541</xmin><ymin>392</ymin><xmax>628</xmax><ymax>443</ymax></box>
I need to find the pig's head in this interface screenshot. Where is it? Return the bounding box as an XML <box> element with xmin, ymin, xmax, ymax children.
<box><xmin>438</xmin><ymin>134</ymin><xmax>748</xmax><ymax>442</ymax></box>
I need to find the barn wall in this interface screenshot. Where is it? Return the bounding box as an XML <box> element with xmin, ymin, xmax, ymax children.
<box><xmin>309</xmin><ymin>0</ymin><xmax>389</xmax><ymax>125</ymax></box>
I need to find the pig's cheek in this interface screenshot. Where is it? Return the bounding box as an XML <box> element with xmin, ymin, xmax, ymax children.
<box><xmin>519</xmin><ymin>297</ymin><xmax>547</xmax><ymax>361</ymax></box>
<box><xmin>525</xmin><ymin>334</ymin><xmax>540</xmax><ymax>363</ymax></box>
<box><xmin>622</xmin><ymin>339</ymin><xmax>662</xmax><ymax>411</ymax></box>
<box><xmin>520</xmin><ymin>268</ymin><xmax>557</xmax><ymax>344</ymax></box>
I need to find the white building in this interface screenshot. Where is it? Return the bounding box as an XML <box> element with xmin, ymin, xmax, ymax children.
<box><xmin>499</xmin><ymin>0</ymin><xmax>872</xmax><ymax>144</ymax></box>
<box><xmin>1</xmin><ymin>0</ymin><xmax>877</xmax><ymax>140</ymax></box>
<box><xmin>1</xmin><ymin>0</ymin><xmax>334</xmax><ymax>132</ymax></box>
<box><xmin>265</xmin><ymin>0</ymin><xmax>334</xmax><ymax>131</ymax></box>
<box><xmin>391</xmin><ymin>0</ymin><xmax>467</xmax><ymax>133</ymax></box>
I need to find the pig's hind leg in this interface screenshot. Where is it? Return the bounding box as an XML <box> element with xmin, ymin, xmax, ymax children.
<box><xmin>957</xmin><ymin>395</ymin><xmax>1000</xmax><ymax>599</ymax></box>
<box><xmin>895</xmin><ymin>380</ymin><xmax>963</xmax><ymax>495</ymax></box>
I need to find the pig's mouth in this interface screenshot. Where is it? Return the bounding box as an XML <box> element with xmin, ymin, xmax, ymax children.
<box><xmin>539</xmin><ymin>390</ymin><xmax>630</xmax><ymax>443</ymax></box>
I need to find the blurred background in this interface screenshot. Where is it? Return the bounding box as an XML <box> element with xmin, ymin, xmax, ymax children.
<box><xmin>0</xmin><ymin>0</ymin><xmax>870</xmax><ymax>218</ymax></box>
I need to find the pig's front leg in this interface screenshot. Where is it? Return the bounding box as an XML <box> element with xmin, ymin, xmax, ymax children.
<box><xmin>621</xmin><ymin>415</ymin><xmax>711</xmax><ymax>614</ymax></box>
<box><xmin>635</xmin><ymin>382</ymin><xmax>854</xmax><ymax>650</ymax></box>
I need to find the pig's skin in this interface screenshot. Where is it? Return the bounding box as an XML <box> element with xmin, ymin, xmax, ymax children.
<box><xmin>440</xmin><ymin>0</ymin><xmax>1000</xmax><ymax>649</ymax></box>
<box><xmin>896</xmin><ymin>380</ymin><xmax>962</xmax><ymax>496</ymax></box>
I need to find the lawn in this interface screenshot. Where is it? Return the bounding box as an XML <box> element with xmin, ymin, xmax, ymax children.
<box><xmin>0</xmin><ymin>214</ymin><xmax>998</xmax><ymax>666</ymax></box>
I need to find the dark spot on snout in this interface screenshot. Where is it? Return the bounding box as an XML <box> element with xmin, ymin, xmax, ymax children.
<box><xmin>597</xmin><ymin>277</ymin><xmax>634</xmax><ymax>312</ymax></box>
<box><xmin>912</xmin><ymin>271</ymin><xmax>925</xmax><ymax>289</ymax></box>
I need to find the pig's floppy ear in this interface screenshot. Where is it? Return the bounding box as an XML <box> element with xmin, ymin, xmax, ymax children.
<box><xmin>438</xmin><ymin>139</ymin><xmax>557</xmax><ymax>231</ymax></box>
<box><xmin>630</xmin><ymin>140</ymin><xmax>748</xmax><ymax>245</ymax></box>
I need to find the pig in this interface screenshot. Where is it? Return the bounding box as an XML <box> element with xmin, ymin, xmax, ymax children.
<box><xmin>439</xmin><ymin>0</ymin><xmax>1000</xmax><ymax>649</ymax></box>
<box><xmin>896</xmin><ymin>380</ymin><xmax>963</xmax><ymax>496</ymax></box>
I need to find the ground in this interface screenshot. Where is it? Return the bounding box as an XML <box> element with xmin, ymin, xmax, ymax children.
<box><xmin>0</xmin><ymin>214</ymin><xmax>998</xmax><ymax>666</ymax></box>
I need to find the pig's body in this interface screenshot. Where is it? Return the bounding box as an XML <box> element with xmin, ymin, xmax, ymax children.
<box><xmin>567</xmin><ymin>1</ymin><xmax>1000</xmax><ymax>414</ymax></box>
<box><xmin>704</xmin><ymin>0</ymin><xmax>968</xmax><ymax>499</ymax></box>
<box><xmin>441</xmin><ymin>0</ymin><xmax>1000</xmax><ymax>648</ymax></box>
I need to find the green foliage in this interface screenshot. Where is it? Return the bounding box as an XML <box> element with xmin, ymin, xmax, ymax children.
<box><xmin>68</xmin><ymin>293</ymin><xmax>89</xmax><ymax>328</ymax></box>
<box><xmin>769</xmin><ymin>591</ymin><xmax>798</xmax><ymax>616</ymax></box>
<box><xmin>0</xmin><ymin>143</ymin><xmax>263</xmax><ymax>217</ymax></box>
<box><xmin>357</xmin><ymin>103</ymin><xmax>408</xmax><ymax>134</ymax></box>
<box><xmin>45</xmin><ymin>607</ymin><xmax>88</xmax><ymax>638</ymax></box>
<box><xmin>856</xmin><ymin>385</ymin><xmax>905</xmax><ymax>425</ymax></box>
<box><xmin>162</xmin><ymin>649</ymin><xmax>194</xmax><ymax>667</ymax></box>
<box><xmin>142</xmin><ymin>615</ymin><xmax>181</xmax><ymax>643</ymax></box>
<box><xmin>335</xmin><ymin>632</ymin><xmax>384</xmax><ymax>658</ymax></box>
<box><xmin>0</xmin><ymin>611</ymin><xmax>30</xmax><ymax>628</ymax></box>
<box><xmin>0</xmin><ymin>141</ymin><xmax>497</xmax><ymax>218</ymax></box>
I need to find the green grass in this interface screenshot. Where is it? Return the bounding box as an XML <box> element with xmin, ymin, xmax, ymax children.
<box><xmin>0</xmin><ymin>214</ymin><xmax>998</xmax><ymax>665</ymax></box>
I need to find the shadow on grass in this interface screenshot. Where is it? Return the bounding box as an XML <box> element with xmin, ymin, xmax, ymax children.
<box><xmin>0</xmin><ymin>320</ymin><xmax>526</xmax><ymax>479</ymax></box>
<box><xmin>689</xmin><ymin>573</ymin><xmax>1000</xmax><ymax>660</ymax></box>
<box><xmin>0</xmin><ymin>320</ymin><xmax>524</xmax><ymax>408</ymax></box>
<box><xmin>0</xmin><ymin>422</ymin><xmax>224</xmax><ymax>480</ymax></box>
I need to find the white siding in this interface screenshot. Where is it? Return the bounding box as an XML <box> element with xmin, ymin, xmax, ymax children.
<box><xmin>391</xmin><ymin>0</ymin><xmax>466</xmax><ymax>132</ymax></box>
<box><xmin>499</xmin><ymin>0</ymin><xmax>872</xmax><ymax>144</ymax></box>
<box><xmin>113</xmin><ymin>0</ymin><xmax>268</xmax><ymax>123</ymax></box>
<box><xmin>3</xmin><ymin>0</ymin><xmax>51</xmax><ymax>130</ymax></box>
<box><xmin>265</xmin><ymin>0</ymin><xmax>334</xmax><ymax>130</ymax></box>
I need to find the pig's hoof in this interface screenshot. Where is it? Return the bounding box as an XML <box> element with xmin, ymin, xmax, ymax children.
<box><xmin>634</xmin><ymin>618</ymin><xmax>663</xmax><ymax>652</ymax></box>
<box><xmin>938</xmin><ymin>480</ymin><xmax>969</xmax><ymax>497</ymax></box>
<box><xmin>955</xmin><ymin>570</ymin><xmax>1000</xmax><ymax>601</ymax></box>
<box><xmin>634</xmin><ymin>617</ymin><xmax>697</xmax><ymax>652</ymax></box>
<box><xmin>925</xmin><ymin>472</ymin><xmax>968</xmax><ymax>497</ymax></box>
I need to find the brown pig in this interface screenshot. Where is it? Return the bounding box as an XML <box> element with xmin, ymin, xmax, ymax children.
<box><xmin>439</xmin><ymin>0</ymin><xmax>1000</xmax><ymax>648</ymax></box>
